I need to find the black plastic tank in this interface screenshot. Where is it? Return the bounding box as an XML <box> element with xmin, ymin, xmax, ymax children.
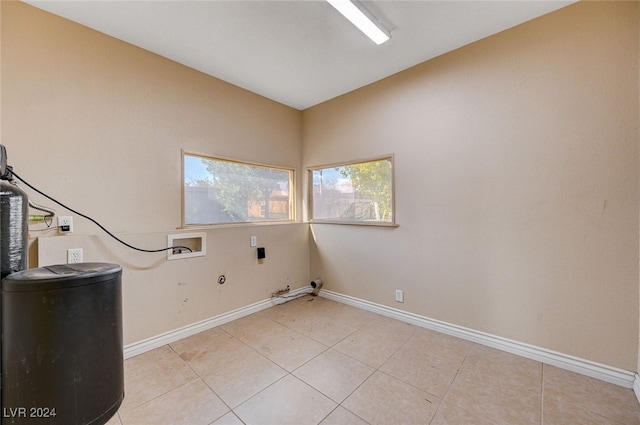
<box><xmin>1</xmin><ymin>263</ymin><xmax>123</xmax><ymax>425</ymax></box>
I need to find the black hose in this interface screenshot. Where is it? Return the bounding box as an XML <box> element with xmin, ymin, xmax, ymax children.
<box><xmin>12</xmin><ymin>170</ymin><xmax>192</xmax><ymax>254</ymax></box>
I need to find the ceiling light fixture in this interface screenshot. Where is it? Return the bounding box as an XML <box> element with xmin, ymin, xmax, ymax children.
<box><xmin>326</xmin><ymin>0</ymin><xmax>391</xmax><ymax>45</ymax></box>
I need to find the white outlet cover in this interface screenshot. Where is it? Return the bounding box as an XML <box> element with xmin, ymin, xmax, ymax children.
<box><xmin>67</xmin><ymin>248</ymin><xmax>83</xmax><ymax>264</ymax></box>
<box><xmin>58</xmin><ymin>216</ymin><xmax>73</xmax><ymax>232</ymax></box>
<box><xmin>395</xmin><ymin>289</ymin><xmax>404</xmax><ymax>303</ymax></box>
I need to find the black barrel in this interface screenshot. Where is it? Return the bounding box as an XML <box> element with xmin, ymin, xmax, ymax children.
<box><xmin>1</xmin><ymin>263</ymin><xmax>123</xmax><ymax>425</ymax></box>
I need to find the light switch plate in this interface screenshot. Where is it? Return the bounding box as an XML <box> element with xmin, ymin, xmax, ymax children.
<box><xmin>395</xmin><ymin>289</ymin><xmax>404</xmax><ymax>303</ymax></box>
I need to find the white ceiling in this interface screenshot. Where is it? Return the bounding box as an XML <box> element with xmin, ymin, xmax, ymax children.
<box><xmin>25</xmin><ymin>0</ymin><xmax>575</xmax><ymax>110</ymax></box>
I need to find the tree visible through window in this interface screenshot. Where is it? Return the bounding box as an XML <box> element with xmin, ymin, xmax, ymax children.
<box><xmin>183</xmin><ymin>152</ymin><xmax>294</xmax><ymax>225</ymax></box>
<box><xmin>309</xmin><ymin>156</ymin><xmax>394</xmax><ymax>224</ymax></box>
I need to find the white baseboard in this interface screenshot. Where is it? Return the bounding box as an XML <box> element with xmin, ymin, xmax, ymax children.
<box><xmin>123</xmin><ymin>287</ymin><xmax>636</xmax><ymax>391</ymax></box>
<box><xmin>320</xmin><ymin>290</ymin><xmax>636</xmax><ymax>389</ymax></box>
<box><xmin>123</xmin><ymin>287</ymin><xmax>310</xmax><ymax>359</ymax></box>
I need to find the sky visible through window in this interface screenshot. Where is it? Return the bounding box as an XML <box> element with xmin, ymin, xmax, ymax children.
<box><xmin>312</xmin><ymin>167</ymin><xmax>351</xmax><ymax>192</ymax></box>
<box><xmin>184</xmin><ymin>155</ymin><xmax>211</xmax><ymax>183</ymax></box>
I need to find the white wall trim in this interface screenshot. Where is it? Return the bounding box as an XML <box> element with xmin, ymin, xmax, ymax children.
<box><xmin>319</xmin><ymin>290</ymin><xmax>636</xmax><ymax>389</ymax></box>
<box><xmin>123</xmin><ymin>287</ymin><xmax>636</xmax><ymax>391</ymax></box>
<box><xmin>123</xmin><ymin>287</ymin><xmax>310</xmax><ymax>359</ymax></box>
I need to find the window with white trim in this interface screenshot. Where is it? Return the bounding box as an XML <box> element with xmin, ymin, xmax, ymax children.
<box><xmin>309</xmin><ymin>156</ymin><xmax>395</xmax><ymax>225</ymax></box>
<box><xmin>183</xmin><ymin>152</ymin><xmax>294</xmax><ymax>225</ymax></box>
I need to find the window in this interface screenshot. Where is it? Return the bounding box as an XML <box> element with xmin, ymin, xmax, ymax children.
<box><xmin>309</xmin><ymin>156</ymin><xmax>395</xmax><ymax>225</ymax></box>
<box><xmin>183</xmin><ymin>152</ymin><xmax>294</xmax><ymax>225</ymax></box>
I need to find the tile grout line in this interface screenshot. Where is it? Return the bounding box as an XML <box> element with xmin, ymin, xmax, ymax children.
<box><xmin>137</xmin><ymin>300</ymin><xmax>419</xmax><ymax>424</ymax></box>
<box><xmin>261</xmin><ymin>298</ymin><xmax>394</xmax><ymax>424</ymax></box>
<box><xmin>275</xmin><ymin>299</ymin><xmax>374</xmax><ymax>424</ymax></box>
<box><xmin>284</xmin><ymin>300</ymin><xmax>459</xmax><ymax>424</ymax></box>
<box><xmin>322</xmin><ymin>317</ymin><xmax>418</xmax><ymax>425</ymax></box>
<box><xmin>215</xmin><ymin>308</ymin><xmax>340</xmax><ymax>424</ymax></box>
<box><xmin>165</xmin><ymin>343</ymin><xmax>239</xmax><ymax>425</ymax></box>
<box><xmin>425</xmin><ymin>342</ymin><xmax>475</xmax><ymax>425</ymax></box>
<box><xmin>214</xmin><ymin>324</ymin><xmax>299</xmax><ymax>414</ymax></box>
<box><xmin>166</xmin><ymin>326</ymin><xmax>293</xmax><ymax>425</ymax></box>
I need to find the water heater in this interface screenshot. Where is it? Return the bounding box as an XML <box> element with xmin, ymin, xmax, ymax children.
<box><xmin>0</xmin><ymin>145</ymin><xmax>28</xmax><ymax>279</ymax></box>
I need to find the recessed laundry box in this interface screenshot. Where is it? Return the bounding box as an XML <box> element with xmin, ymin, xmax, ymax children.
<box><xmin>1</xmin><ymin>263</ymin><xmax>123</xmax><ymax>425</ymax></box>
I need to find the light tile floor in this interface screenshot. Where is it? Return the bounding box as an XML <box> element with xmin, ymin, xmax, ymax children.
<box><xmin>106</xmin><ymin>295</ymin><xmax>640</xmax><ymax>425</ymax></box>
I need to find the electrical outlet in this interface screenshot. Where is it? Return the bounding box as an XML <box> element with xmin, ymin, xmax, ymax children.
<box><xmin>67</xmin><ymin>248</ymin><xmax>83</xmax><ymax>264</ymax></box>
<box><xmin>250</xmin><ymin>236</ymin><xmax>257</xmax><ymax>247</ymax></box>
<box><xmin>58</xmin><ymin>216</ymin><xmax>73</xmax><ymax>233</ymax></box>
<box><xmin>395</xmin><ymin>289</ymin><xmax>404</xmax><ymax>303</ymax></box>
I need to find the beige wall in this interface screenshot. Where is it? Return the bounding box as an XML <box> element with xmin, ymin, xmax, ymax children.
<box><xmin>304</xmin><ymin>1</ymin><xmax>639</xmax><ymax>371</ymax></box>
<box><xmin>36</xmin><ymin>225</ymin><xmax>309</xmax><ymax>344</ymax></box>
<box><xmin>2</xmin><ymin>0</ymin><xmax>639</xmax><ymax>373</ymax></box>
<box><xmin>637</xmin><ymin>0</ymin><xmax>640</xmax><ymax>376</ymax></box>
<box><xmin>1</xmin><ymin>1</ymin><xmax>309</xmax><ymax>344</ymax></box>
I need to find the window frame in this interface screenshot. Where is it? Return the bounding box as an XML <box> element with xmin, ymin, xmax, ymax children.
<box><xmin>182</xmin><ymin>151</ymin><xmax>296</xmax><ymax>227</ymax></box>
<box><xmin>307</xmin><ymin>154</ymin><xmax>397</xmax><ymax>227</ymax></box>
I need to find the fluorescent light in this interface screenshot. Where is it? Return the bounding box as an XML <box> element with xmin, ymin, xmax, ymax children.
<box><xmin>326</xmin><ymin>0</ymin><xmax>391</xmax><ymax>45</ymax></box>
